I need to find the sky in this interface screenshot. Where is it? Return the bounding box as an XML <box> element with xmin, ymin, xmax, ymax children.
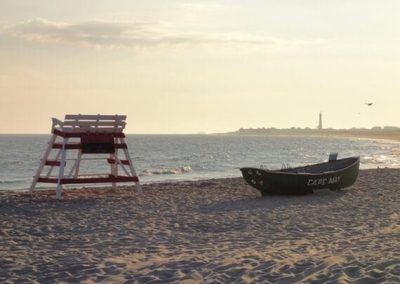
<box><xmin>0</xmin><ymin>0</ymin><xmax>399</xmax><ymax>134</ymax></box>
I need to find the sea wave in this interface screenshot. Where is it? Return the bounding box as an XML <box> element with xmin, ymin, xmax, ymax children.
<box><xmin>139</xmin><ymin>166</ymin><xmax>192</xmax><ymax>176</ymax></box>
<box><xmin>0</xmin><ymin>178</ymin><xmax>26</xmax><ymax>184</ymax></box>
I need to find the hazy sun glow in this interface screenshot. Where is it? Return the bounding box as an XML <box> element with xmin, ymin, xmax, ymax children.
<box><xmin>0</xmin><ymin>0</ymin><xmax>399</xmax><ymax>133</ymax></box>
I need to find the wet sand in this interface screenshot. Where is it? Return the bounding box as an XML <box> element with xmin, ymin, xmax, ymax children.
<box><xmin>1</xmin><ymin>169</ymin><xmax>399</xmax><ymax>283</ymax></box>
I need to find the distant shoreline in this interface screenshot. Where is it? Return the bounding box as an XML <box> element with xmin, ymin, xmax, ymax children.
<box><xmin>1</xmin><ymin>130</ymin><xmax>400</xmax><ymax>142</ymax></box>
<box><xmin>225</xmin><ymin>128</ymin><xmax>400</xmax><ymax>143</ymax></box>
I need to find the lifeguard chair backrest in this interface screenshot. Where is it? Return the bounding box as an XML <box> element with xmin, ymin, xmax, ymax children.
<box><xmin>54</xmin><ymin>114</ymin><xmax>127</xmax><ymax>134</ymax></box>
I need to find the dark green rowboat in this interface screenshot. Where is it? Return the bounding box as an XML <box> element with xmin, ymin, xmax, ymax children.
<box><xmin>240</xmin><ymin>156</ymin><xmax>360</xmax><ymax>195</ymax></box>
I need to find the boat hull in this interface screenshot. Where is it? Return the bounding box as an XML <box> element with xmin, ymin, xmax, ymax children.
<box><xmin>240</xmin><ymin>157</ymin><xmax>360</xmax><ymax>195</ymax></box>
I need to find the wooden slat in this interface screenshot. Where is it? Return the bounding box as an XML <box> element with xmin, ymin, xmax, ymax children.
<box><xmin>37</xmin><ymin>176</ymin><xmax>139</xmax><ymax>184</ymax></box>
<box><xmin>60</xmin><ymin>128</ymin><xmax>124</xmax><ymax>134</ymax></box>
<box><xmin>52</xmin><ymin>143</ymin><xmax>82</xmax><ymax>149</ymax></box>
<box><xmin>62</xmin><ymin>121</ymin><xmax>126</xmax><ymax>127</ymax></box>
<box><xmin>107</xmin><ymin>158</ymin><xmax>130</xmax><ymax>165</ymax></box>
<box><xmin>52</xmin><ymin>143</ymin><xmax>127</xmax><ymax>149</ymax></box>
<box><xmin>53</xmin><ymin>129</ymin><xmax>125</xmax><ymax>138</ymax></box>
<box><xmin>45</xmin><ymin>160</ymin><xmax>66</xmax><ymax>166</ymax></box>
<box><xmin>65</xmin><ymin>114</ymin><xmax>127</xmax><ymax>121</ymax></box>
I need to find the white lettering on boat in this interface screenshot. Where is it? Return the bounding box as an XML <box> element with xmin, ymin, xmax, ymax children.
<box><xmin>307</xmin><ymin>176</ymin><xmax>341</xmax><ymax>187</ymax></box>
<box><xmin>328</xmin><ymin>176</ymin><xmax>341</xmax><ymax>184</ymax></box>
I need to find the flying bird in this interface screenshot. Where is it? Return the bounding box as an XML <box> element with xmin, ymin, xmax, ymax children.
<box><xmin>365</xmin><ymin>102</ymin><xmax>373</xmax><ymax>106</ymax></box>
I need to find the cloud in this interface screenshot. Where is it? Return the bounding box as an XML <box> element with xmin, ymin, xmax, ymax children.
<box><xmin>178</xmin><ymin>3</ymin><xmax>227</xmax><ymax>13</ymax></box>
<box><xmin>1</xmin><ymin>18</ymin><xmax>325</xmax><ymax>50</ymax></box>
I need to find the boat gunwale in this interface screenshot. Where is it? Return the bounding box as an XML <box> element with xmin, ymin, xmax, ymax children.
<box><xmin>241</xmin><ymin>156</ymin><xmax>360</xmax><ymax>177</ymax></box>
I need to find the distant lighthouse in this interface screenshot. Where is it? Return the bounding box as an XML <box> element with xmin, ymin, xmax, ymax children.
<box><xmin>318</xmin><ymin>112</ymin><xmax>323</xmax><ymax>130</ymax></box>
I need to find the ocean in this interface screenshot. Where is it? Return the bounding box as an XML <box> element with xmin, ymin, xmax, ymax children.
<box><xmin>0</xmin><ymin>134</ymin><xmax>399</xmax><ymax>191</ymax></box>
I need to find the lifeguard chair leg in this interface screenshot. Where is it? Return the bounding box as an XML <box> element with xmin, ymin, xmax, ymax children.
<box><xmin>74</xmin><ymin>150</ymin><xmax>82</xmax><ymax>178</ymax></box>
<box><xmin>56</xmin><ymin>138</ymin><xmax>68</xmax><ymax>199</ymax></box>
<box><xmin>30</xmin><ymin>134</ymin><xmax>57</xmax><ymax>194</ymax></box>
<box><xmin>110</xmin><ymin>152</ymin><xmax>118</xmax><ymax>190</ymax></box>
<box><xmin>120</xmin><ymin>138</ymin><xmax>142</xmax><ymax>193</ymax></box>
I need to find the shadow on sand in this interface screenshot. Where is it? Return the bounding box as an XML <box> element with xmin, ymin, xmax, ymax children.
<box><xmin>199</xmin><ymin>188</ymin><xmax>349</xmax><ymax>214</ymax></box>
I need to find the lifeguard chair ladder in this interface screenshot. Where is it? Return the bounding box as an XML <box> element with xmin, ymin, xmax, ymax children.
<box><xmin>30</xmin><ymin>114</ymin><xmax>141</xmax><ymax>199</ymax></box>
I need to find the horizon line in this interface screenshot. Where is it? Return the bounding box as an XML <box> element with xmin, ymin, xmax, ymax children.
<box><xmin>1</xmin><ymin>126</ymin><xmax>399</xmax><ymax>136</ymax></box>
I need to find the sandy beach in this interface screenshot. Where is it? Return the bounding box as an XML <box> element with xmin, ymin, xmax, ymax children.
<box><xmin>1</xmin><ymin>169</ymin><xmax>399</xmax><ymax>283</ymax></box>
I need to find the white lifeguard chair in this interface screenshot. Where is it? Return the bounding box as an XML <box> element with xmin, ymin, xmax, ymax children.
<box><xmin>30</xmin><ymin>114</ymin><xmax>141</xmax><ymax>199</ymax></box>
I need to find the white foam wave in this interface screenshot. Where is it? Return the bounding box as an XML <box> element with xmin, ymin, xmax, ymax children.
<box><xmin>360</xmin><ymin>152</ymin><xmax>400</xmax><ymax>169</ymax></box>
<box><xmin>0</xmin><ymin>178</ymin><xmax>25</xmax><ymax>184</ymax></box>
<box><xmin>139</xmin><ymin>166</ymin><xmax>192</xmax><ymax>176</ymax></box>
